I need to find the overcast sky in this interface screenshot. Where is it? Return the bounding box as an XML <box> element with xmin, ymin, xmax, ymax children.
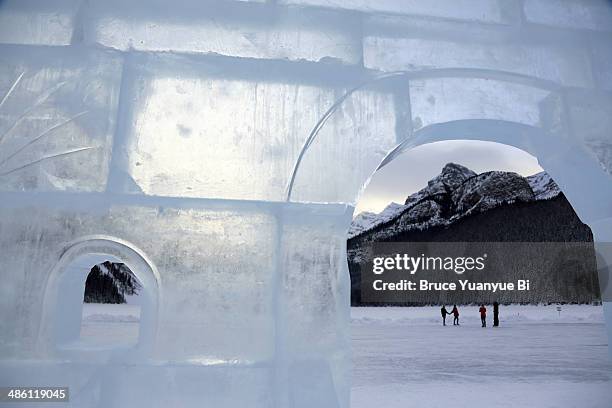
<box><xmin>354</xmin><ymin>140</ymin><xmax>543</xmax><ymax>215</ymax></box>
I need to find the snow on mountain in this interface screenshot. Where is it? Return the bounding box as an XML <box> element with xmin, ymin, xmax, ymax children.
<box><xmin>349</xmin><ymin>211</ymin><xmax>378</xmax><ymax>237</ymax></box>
<box><xmin>527</xmin><ymin>171</ymin><xmax>561</xmax><ymax>200</ymax></box>
<box><xmin>426</xmin><ymin>162</ymin><xmax>477</xmax><ymax>192</ymax></box>
<box><xmin>405</xmin><ymin>163</ymin><xmax>476</xmax><ymax>207</ymax></box>
<box><xmin>349</xmin><ymin>164</ymin><xmax>561</xmax><ymax>239</ymax></box>
<box><xmin>378</xmin><ymin>202</ymin><xmax>407</xmax><ymax>219</ymax></box>
<box><xmin>349</xmin><ymin>202</ymin><xmax>405</xmax><ymax>238</ymax></box>
<box><xmin>451</xmin><ymin>171</ymin><xmax>534</xmax><ymax>216</ymax></box>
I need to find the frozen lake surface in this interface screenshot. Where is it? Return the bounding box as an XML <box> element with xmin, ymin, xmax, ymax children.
<box><xmin>352</xmin><ymin>305</ymin><xmax>612</xmax><ymax>408</ymax></box>
<box><xmin>80</xmin><ymin>303</ymin><xmax>141</xmax><ymax>348</ymax></box>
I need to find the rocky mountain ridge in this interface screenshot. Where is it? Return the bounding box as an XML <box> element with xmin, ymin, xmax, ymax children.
<box><xmin>349</xmin><ymin>163</ymin><xmax>561</xmax><ymax>239</ymax></box>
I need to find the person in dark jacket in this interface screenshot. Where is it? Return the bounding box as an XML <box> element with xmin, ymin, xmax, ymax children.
<box><xmin>451</xmin><ymin>305</ymin><xmax>460</xmax><ymax>325</ymax></box>
<box><xmin>479</xmin><ymin>304</ymin><xmax>487</xmax><ymax>327</ymax></box>
<box><xmin>441</xmin><ymin>305</ymin><xmax>450</xmax><ymax>326</ymax></box>
<box><xmin>493</xmin><ymin>301</ymin><xmax>500</xmax><ymax>327</ymax></box>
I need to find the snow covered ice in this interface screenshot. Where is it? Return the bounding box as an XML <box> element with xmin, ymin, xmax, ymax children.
<box><xmin>352</xmin><ymin>305</ymin><xmax>612</xmax><ymax>408</ymax></box>
<box><xmin>1</xmin><ymin>0</ymin><xmax>612</xmax><ymax>407</ymax></box>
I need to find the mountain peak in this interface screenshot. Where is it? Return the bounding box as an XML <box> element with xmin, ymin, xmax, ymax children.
<box><xmin>436</xmin><ymin>163</ymin><xmax>478</xmax><ymax>189</ymax></box>
<box><xmin>352</xmin><ymin>164</ymin><xmax>561</xmax><ymax>239</ymax></box>
<box><xmin>348</xmin><ymin>202</ymin><xmax>406</xmax><ymax>238</ymax></box>
<box><xmin>404</xmin><ymin>163</ymin><xmax>477</xmax><ymax>206</ymax></box>
<box><xmin>442</xmin><ymin>162</ymin><xmax>473</xmax><ymax>175</ymax></box>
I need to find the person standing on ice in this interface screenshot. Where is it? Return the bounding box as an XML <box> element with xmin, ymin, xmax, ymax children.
<box><xmin>441</xmin><ymin>305</ymin><xmax>450</xmax><ymax>326</ymax></box>
<box><xmin>493</xmin><ymin>302</ymin><xmax>500</xmax><ymax>327</ymax></box>
<box><xmin>451</xmin><ymin>305</ymin><xmax>460</xmax><ymax>325</ymax></box>
<box><xmin>479</xmin><ymin>304</ymin><xmax>487</xmax><ymax>327</ymax></box>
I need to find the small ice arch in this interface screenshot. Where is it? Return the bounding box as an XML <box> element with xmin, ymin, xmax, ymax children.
<box><xmin>38</xmin><ymin>237</ymin><xmax>160</xmax><ymax>361</ymax></box>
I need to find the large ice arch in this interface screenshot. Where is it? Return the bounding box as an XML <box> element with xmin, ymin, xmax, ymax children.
<box><xmin>286</xmin><ymin>70</ymin><xmax>612</xmax><ymax>366</ymax></box>
<box><xmin>37</xmin><ymin>236</ymin><xmax>161</xmax><ymax>358</ymax></box>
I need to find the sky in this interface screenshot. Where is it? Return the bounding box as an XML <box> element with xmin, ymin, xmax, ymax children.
<box><xmin>354</xmin><ymin>140</ymin><xmax>543</xmax><ymax>215</ymax></box>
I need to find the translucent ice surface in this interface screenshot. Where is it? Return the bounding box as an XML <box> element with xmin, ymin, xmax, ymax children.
<box><xmin>523</xmin><ymin>0</ymin><xmax>612</xmax><ymax>31</ymax></box>
<box><xmin>364</xmin><ymin>37</ymin><xmax>593</xmax><ymax>87</ymax></box>
<box><xmin>84</xmin><ymin>0</ymin><xmax>361</xmax><ymax>64</ymax></box>
<box><xmin>0</xmin><ymin>47</ymin><xmax>121</xmax><ymax>192</ymax></box>
<box><xmin>1</xmin><ymin>0</ymin><xmax>612</xmax><ymax>407</ymax></box>
<box><xmin>279</xmin><ymin>0</ymin><xmax>507</xmax><ymax>24</ymax></box>
<box><xmin>119</xmin><ymin>55</ymin><xmax>336</xmax><ymax>200</ymax></box>
<box><xmin>0</xmin><ymin>0</ymin><xmax>80</xmax><ymax>46</ymax></box>
<box><xmin>409</xmin><ymin>78</ymin><xmax>551</xmax><ymax>129</ymax></box>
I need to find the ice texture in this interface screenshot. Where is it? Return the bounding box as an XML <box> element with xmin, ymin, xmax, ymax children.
<box><xmin>590</xmin><ymin>42</ymin><xmax>612</xmax><ymax>92</ymax></box>
<box><xmin>524</xmin><ymin>0</ymin><xmax>612</xmax><ymax>32</ymax></box>
<box><xmin>120</xmin><ymin>55</ymin><xmax>326</xmax><ymax>200</ymax></box>
<box><xmin>0</xmin><ymin>47</ymin><xmax>121</xmax><ymax>192</ymax></box>
<box><xmin>0</xmin><ymin>0</ymin><xmax>79</xmax><ymax>46</ymax></box>
<box><xmin>279</xmin><ymin>204</ymin><xmax>352</xmax><ymax>408</ymax></box>
<box><xmin>364</xmin><ymin>37</ymin><xmax>593</xmax><ymax>88</ymax></box>
<box><xmin>279</xmin><ymin>0</ymin><xmax>507</xmax><ymax>24</ymax></box>
<box><xmin>566</xmin><ymin>90</ymin><xmax>612</xmax><ymax>175</ymax></box>
<box><xmin>289</xmin><ymin>87</ymin><xmax>399</xmax><ymax>203</ymax></box>
<box><xmin>409</xmin><ymin>78</ymin><xmax>551</xmax><ymax>129</ymax></box>
<box><xmin>116</xmin><ymin>54</ymin><xmax>397</xmax><ymax>202</ymax></box>
<box><xmin>84</xmin><ymin>0</ymin><xmax>361</xmax><ymax>64</ymax></box>
<box><xmin>1</xmin><ymin>0</ymin><xmax>612</xmax><ymax>407</ymax></box>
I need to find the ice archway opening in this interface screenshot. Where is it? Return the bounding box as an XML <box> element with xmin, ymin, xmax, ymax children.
<box><xmin>285</xmin><ymin>72</ymin><xmax>612</xmax><ymax>376</ymax></box>
<box><xmin>38</xmin><ymin>236</ymin><xmax>161</xmax><ymax>360</ymax></box>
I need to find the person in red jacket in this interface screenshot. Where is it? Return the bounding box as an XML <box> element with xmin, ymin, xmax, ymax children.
<box><xmin>451</xmin><ymin>305</ymin><xmax>459</xmax><ymax>325</ymax></box>
<box><xmin>479</xmin><ymin>304</ymin><xmax>487</xmax><ymax>327</ymax></box>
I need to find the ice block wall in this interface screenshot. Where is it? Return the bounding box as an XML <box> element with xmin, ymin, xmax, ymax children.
<box><xmin>0</xmin><ymin>0</ymin><xmax>611</xmax><ymax>407</ymax></box>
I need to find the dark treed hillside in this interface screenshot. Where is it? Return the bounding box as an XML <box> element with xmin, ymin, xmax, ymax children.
<box><xmin>84</xmin><ymin>261</ymin><xmax>141</xmax><ymax>304</ymax></box>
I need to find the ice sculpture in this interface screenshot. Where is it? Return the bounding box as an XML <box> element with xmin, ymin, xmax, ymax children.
<box><xmin>0</xmin><ymin>0</ymin><xmax>611</xmax><ymax>407</ymax></box>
